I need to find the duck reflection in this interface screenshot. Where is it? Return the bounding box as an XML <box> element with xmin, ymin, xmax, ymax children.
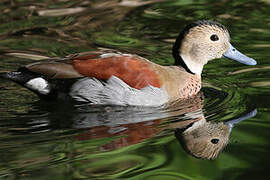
<box><xmin>6</xmin><ymin>90</ymin><xmax>257</xmax><ymax>160</ymax></box>
<box><xmin>71</xmin><ymin>92</ymin><xmax>204</xmax><ymax>149</ymax></box>
<box><xmin>65</xmin><ymin>91</ymin><xmax>256</xmax><ymax>160</ymax></box>
<box><xmin>175</xmin><ymin>109</ymin><xmax>257</xmax><ymax>159</ymax></box>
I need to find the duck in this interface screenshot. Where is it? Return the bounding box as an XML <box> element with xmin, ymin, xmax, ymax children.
<box><xmin>0</xmin><ymin>20</ymin><xmax>257</xmax><ymax>106</ymax></box>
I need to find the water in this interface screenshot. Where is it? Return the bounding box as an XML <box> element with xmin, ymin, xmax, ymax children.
<box><xmin>0</xmin><ymin>0</ymin><xmax>269</xmax><ymax>179</ymax></box>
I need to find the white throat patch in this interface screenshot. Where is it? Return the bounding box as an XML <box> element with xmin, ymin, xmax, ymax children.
<box><xmin>180</xmin><ymin>54</ymin><xmax>204</xmax><ymax>75</ymax></box>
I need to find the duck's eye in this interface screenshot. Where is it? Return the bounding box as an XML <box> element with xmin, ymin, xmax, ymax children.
<box><xmin>211</xmin><ymin>138</ymin><xmax>219</xmax><ymax>144</ymax></box>
<box><xmin>210</xmin><ymin>34</ymin><xmax>219</xmax><ymax>41</ymax></box>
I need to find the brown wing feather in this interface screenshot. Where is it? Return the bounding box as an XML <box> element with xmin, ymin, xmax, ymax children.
<box><xmin>24</xmin><ymin>50</ymin><xmax>114</xmax><ymax>79</ymax></box>
<box><xmin>72</xmin><ymin>54</ymin><xmax>161</xmax><ymax>89</ymax></box>
<box><xmin>25</xmin><ymin>59</ymin><xmax>83</xmax><ymax>79</ymax></box>
<box><xmin>24</xmin><ymin>50</ymin><xmax>162</xmax><ymax>90</ymax></box>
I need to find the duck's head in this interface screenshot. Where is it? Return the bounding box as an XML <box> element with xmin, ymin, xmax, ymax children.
<box><xmin>175</xmin><ymin>109</ymin><xmax>257</xmax><ymax>160</ymax></box>
<box><xmin>175</xmin><ymin>119</ymin><xmax>231</xmax><ymax>160</ymax></box>
<box><xmin>173</xmin><ymin>20</ymin><xmax>257</xmax><ymax>75</ymax></box>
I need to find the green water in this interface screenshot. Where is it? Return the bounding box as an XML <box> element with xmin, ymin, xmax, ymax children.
<box><xmin>0</xmin><ymin>0</ymin><xmax>269</xmax><ymax>179</ymax></box>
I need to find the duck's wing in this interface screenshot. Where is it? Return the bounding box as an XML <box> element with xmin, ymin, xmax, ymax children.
<box><xmin>72</xmin><ymin>52</ymin><xmax>162</xmax><ymax>89</ymax></box>
<box><xmin>24</xmin><ymin>58</ymin><xmax>82</xmax><ymax>79</ymax></box>
<box><xmin>23</xmin><ymin>50</ymin><xmax>162</xmax><ymax>89</ymax></box>
<box><xmin>24</xmin><ymin>51</ymin><xmax>103</xmax><ymax>79</ymax></box>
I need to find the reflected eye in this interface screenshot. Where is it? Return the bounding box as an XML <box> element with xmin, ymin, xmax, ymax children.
<box><xmin>211</xmin><ymin>138</ymin><xmax>219</xmax><ymax>144</ymax></box>
<box><xmin>210</xmin><ymin>34</ymin><xmax>219</xmax><ymax>41</ymax></box>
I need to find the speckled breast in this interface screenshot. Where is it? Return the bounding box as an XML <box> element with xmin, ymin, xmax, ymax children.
<box><xmin>178</xmin><ymin>75</ymin><xmax>201</xmax><ymax>99</ymax></box>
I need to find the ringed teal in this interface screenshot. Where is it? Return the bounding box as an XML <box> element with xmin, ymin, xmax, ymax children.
<box><xmin>0</xmin><ymin>20</ymin><xmax>257</xmax><ymax>106</ymax></box>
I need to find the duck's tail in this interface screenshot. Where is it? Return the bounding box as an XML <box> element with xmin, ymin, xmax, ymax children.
<box><xmin>0</xmin><ymin>69</ymin><xmax>57</xmax><ymax>100</ymax></box>
<box><xmin>0</xmin><ymin>71</ymin><xmax>16</xmax><ymax>81</ymax></box>
<box><xmin>0</xmin><ymin>68</ymin><xmax>37</xmax><ymax>84</ymax></box>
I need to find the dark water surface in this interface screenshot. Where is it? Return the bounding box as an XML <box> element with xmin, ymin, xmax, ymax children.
<box><xmin>0</xmin><ymin>0</ymin><xmax>269</xmax><ymax>179</ymax></box>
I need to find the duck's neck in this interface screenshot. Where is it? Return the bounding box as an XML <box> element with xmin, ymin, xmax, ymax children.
<box><xmin>173</xmin><ymin>52</ymin><xmax>193</xmax><ymax>74</ymax></box>
<box><xmin>173</xmin><ymin>35</ymin><xmax>203</xmax><ymax>75</ymax></box>
<box><xmin>173</xmin><ymin>52</ymin><xmax>204</xmax><ymax>75</ymax></box>
<box><xmin>179</xmin><ymin>54</ymin><xmax>204</xmax><ymax>75</ymax></box>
